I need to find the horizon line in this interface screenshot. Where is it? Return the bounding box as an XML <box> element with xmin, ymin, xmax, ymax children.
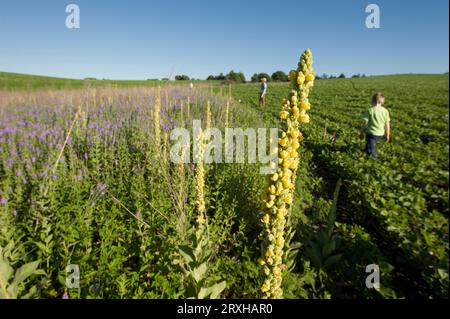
<box><xmin>1</xmin><ymin>70</ymin><xmax>449</xmax><ymax>82</ymax></box>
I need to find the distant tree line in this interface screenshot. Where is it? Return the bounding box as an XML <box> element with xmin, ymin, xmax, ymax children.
<box><xmin>173</xmin><ymin>72</ymin><xmax>369</xmax><ymax>82</ymax></box>
<box><xmin>175</xmin><ymin>74</ymin><xmax>190</xmax><ymax>81</ymax></box>
<box><xmin>248</xmin><ymin>71</ymin><xmax>368</xmax><ymax>82</ymax></box>
<box><xmin>204</xmin><ymin>70</ymin><xmax>290</xmax><ymax>83</ymax></box>
<box><xmin>206</xmin><ymin>71</ymin><xmax>246</xmax><ymax>83</ymax></box>
<box><xmin>317</xmin><ymin>73</ymin><xmax>367</xmax><ymax>79</ymax></box>
<box><xmin>250</xmin><ymin>71</ymin><xmax>288</xmax><ymax>82</ymax></box>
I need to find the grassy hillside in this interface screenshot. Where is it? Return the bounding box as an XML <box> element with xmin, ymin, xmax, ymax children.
<box><xmin>0</xmin><ymin>72</ymin><xmax>214</xmax><ymax>91</ymax></box>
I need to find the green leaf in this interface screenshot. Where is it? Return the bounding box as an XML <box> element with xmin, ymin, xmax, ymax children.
<box><xmin>197</xmin><ymin>286</ymin><xmax>210</xmax><ymax>299</ymax></box>
<box><xmin>35</xmin><ymin>242</ymin><xmax>48</xmax><ymax>254</ymax></box>
<box><xmin>306</xmin><ymin>246</ymin><xmax>321</xmax><ymax>269</ymax></box>
<box><xmin>322</xmin><ymin>240</ymin><xmax>336</xmax><ymax>258</ymax></box>
<box><xmin>12</xmin><ymin>260</ymin><xmax>40</xmax><ymax>286</ymax></box>
<box><xmin>438</xmin><ymin>269</ymin><xmax>448</xmax><ymax>280</ymax></box>
<box><xmin>6</xmin><ymin>283</ymin><xmax>18</xmax><ymax>299</ymax></box>
<box><xmin>20</xmin><ymin>285</ymin><xmax>37</xmax><ymax>299</ymax></box>
<box><xmin>324</xmin><ymin>254</ymin><xmax>342</xmax><ymax>268</ymax></box>
<box><xmin>185</xmin><ymin>281</ymin><xmax>198</xmax><ymax>298</ymax></box>
<box><xmin>327</xmin><ymin>178</ymin><xmax>342</xmax><ymax>227</ymax></box>
<box><xmin>193</xmin><ymin>237</ymin><xmax>208</xmax><ymax>259</ymax></box>
<box><xmin>191</xmin><ymin>262</ymin><xmax>208</xmax><ymax>283</ymax></box>
<box><xmin>0</xmin><ymin>259</ymin><xmax>14</xmax><ymax>284</ymax></box>
<box><xmin>208</xmin><ymin>281</ymin><xmax>226</xmax><ymax>299</ymax></box>
<box><xmin>45</xmin><ymin>234</ymin><xmax>54</xmax><ymax>244</ymax></box>
<box><xmin>0</xmin><ymin>289</ymin><xmax>9</xmax><ymax>299</ymax></box>
<box><xmin>177</xmin><ymin>245</ymin><xmax>194</xmax><ymax>264</ymax></box>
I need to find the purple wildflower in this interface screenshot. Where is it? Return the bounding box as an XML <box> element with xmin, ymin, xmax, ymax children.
<box><xmin>97</xmin><ymin>182</ymin><xmax>107</xmax><ymax>195</ymax></box>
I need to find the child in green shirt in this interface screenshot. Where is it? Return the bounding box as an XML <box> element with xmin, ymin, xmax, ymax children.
<box><xmin>359</xmin><ymin>92</ymin><xmax>391</xmax><ymax>160</ymax></box>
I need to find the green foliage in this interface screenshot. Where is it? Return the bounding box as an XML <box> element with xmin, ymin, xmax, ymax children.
<box><xmin>283</xmin><ymin>228</ymin><xmax>302</xmax><ymax>273</ymax></box>
<box><xmin>271</xmin><ymin>71</ymin><xmax>289</xmax><ymax>82</ymax></box>
<box><xmin>175</xmin><ymin>75</ymin><xmax>190</xmax><ymax>81</ymax></box>
<box><xmin>282</xmin><ymin>261</ymin><xmax>329</xmax><ymax>299</ymax></box>
<box><xmin>0</xmin><ymin>243</ymin><xmax>43</xmax><ymax>299</ymax></box>
<box><xmin>230</xmin><ymin>74</ymin><xmax>449</xmax><ymax>298</ymax></box>
<box><xmin>0</xmin><ymin>72</ymin><xmax>213</xmax><ymax>91</ymax></box>
<box><xmin>0</xmin><ymin>85</ymin><xmax>272</xmax><ymax>299</ymax></box>
<box><xmin>251</xmin><ymin>73</ymin><xmax>271</xmax><ymax>82</ymax></box>
<box><xmin>176</xmin><ymin>224</ymin><xmax>226</xmax><ymax>299</ymax></box>
<box><xmin>304</xmin><ymin>179</ymin><xmax>342</xmax><ymax>271</ymax></box>
<box><xmin>206</xmin><ymin>73</ymin><xmax>226</xmax><ymax>81</ymax></box>
<box><xmin>0</xmin><ymin>74</ymin><xmax>447</xmax><ymax>299</ymax></box>
<box><xmin>225</xmin><ymin>70</ymin><xmax>246</xmax><ymax>83</ymax></box>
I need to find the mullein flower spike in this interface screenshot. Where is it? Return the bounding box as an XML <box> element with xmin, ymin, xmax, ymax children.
<box><xmin>259</xmin><ymin>49</ymin><xmax>315</xmax><ymax>299</ymax></box>
<box><xmin>195</xmin><ymin>127</ymin><xmax>206</xmax><ymax>224</ymax></box>
<box><xmin>206</xmin><ymin>101</ymin><xmax>212</xmax><ymax>130</ymax></box>
<box><xmin>224</xmin><ymin>101</ymin><xmax>230</xmax><ymax>128</ymax></box>
<box><xmin>154</xmin><ymin>87</ymin><xmax>161</xmax><ymax>148</ymax></box>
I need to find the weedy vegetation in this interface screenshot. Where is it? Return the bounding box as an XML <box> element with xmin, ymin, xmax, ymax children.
<box><xmin>0</xmin><ymin>54</ymin><xmax>448</xmax><ymax>298</ymax></box>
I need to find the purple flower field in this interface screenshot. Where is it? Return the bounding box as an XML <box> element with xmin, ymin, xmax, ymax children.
<box><xmin>0</xmin><ymin>84</ymin><xmax>248</xmax><ymax>298</ymax></box>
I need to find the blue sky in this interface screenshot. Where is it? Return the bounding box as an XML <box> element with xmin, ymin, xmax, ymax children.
<box><xmin>0</xmin><ymin>0</ymin><xmax>448</xmax><ymax>80</ymax></box>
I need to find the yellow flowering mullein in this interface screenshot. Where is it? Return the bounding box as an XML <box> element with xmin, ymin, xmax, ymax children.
<box><xmin>187</xmin><ymin>96</ymin><xmax>191</xmax><ymax>121</ymax></box>
<box><xmin>206</xmin><ymin>101</ymin><xmax>212</xmax><ymax>130</ymax></box>
<box><xmin>154</xmin><ymin>87</ymin><xmax>162</xmax><ymax>149</ymax></box>
<box><xmin>259</xmin><ymin>49</ymin><xmax>315</xmax><ymax>299</ymax></box>
<box><xmin>179</xmin><ymin>99</ymin><xmax>183</xmax><ymax>124</ymax></box>
<box><xmin>165</xmin><ymin>90</ymin><xmax>169</xmax><ymax>110</ymax></box>
<box><xmin>193</xmin><ymin>101</ymin><xmax>211</xmax><ymax>227</ymax></box>
<box><xmin>92</xmin><ymin>89</ymin><xmax>97</xmax><ymax>109</ymax></box>
<box><xmin>175</xmin><ymin>142</ymin><xmax>189</xmax><ymax>234</ymax></box>
<box><xmin>224</xmin><ymin>101</ymin><xmax>230</xmax><ymax>128</ymax></box>
<box><xmin>76</xmin><ymin>105</ymin><xmax>87</xmax><ymax>131</ymax></box>
<box><xmin>195</xmin><ymin>126</ymin><xmax>206</xmax><ymax>225</ymax></box>
<box><xmin>163</xmin><ymin>131</ymin><xmax>169</xmax><ymax>155</ymax></box>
